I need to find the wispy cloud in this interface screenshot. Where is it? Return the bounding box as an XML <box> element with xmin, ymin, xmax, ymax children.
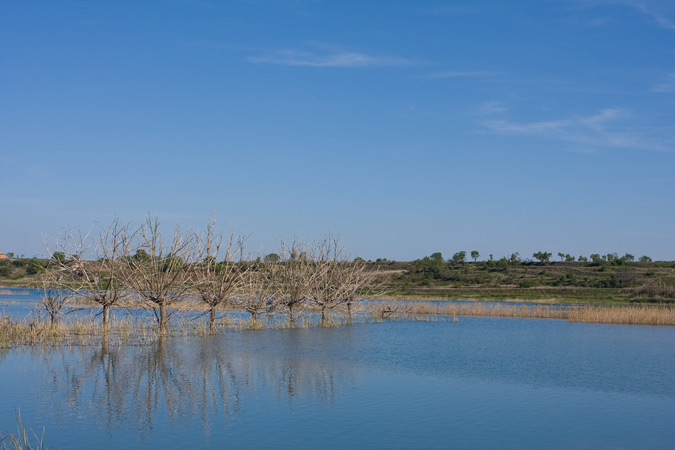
<box><xmin>577</xmin><ymin>0</ymin><xmax>675</xmax><ymax>30</ymax></box>
<box><xmin>247</xmin><ymin>49</ymin><xmax>413</xmax><ymax>68</ymax></box>
<box><xmin>471</xmin><ymin>101</ymin><xmax>507</xmax><ymax>115</ymax></box>
<box><xmin>653</xmin><ymin>73</ymin><xmax>675</xmax><ymax>92</ymax></box>
<box><xmin>417</xmin><ymin>70</ymin><xmax>499</xmax><ymax>80</ymax></box>
<box><xmin>482</xmin><ymin>108</ymin><xmax>672</xmax><ymax>151</ymax></box>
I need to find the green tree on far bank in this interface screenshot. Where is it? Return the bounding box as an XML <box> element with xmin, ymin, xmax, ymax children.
<box><xmin>452</xmin><ymin>251</ymin><xmax>466</xmax><ymax>263</ymax></box>
<box><xmin>533</xmin><ymin>251</ymin><xmax>552</xmax><ymax>264</ymax></box>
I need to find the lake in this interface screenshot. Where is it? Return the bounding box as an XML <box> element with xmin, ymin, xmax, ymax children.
<box><xmin>1</xmin><ymin>290</ymin><xmax>675</xmax><ymax>448</ymax></box>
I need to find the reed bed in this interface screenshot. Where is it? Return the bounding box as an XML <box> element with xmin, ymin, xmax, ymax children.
<box><xmin>364</xmin><ymin>301</ymin><xmax>567</xmax><ymax>320</ymax></box>
<box><xmin>363</xmin><ymin>301</ymin><xmax>675</xmax><ymax>325</ymax></box>
<box><xmin>568</xmin><ymin>305</ymin><xmax>675</xmax><ymax>326</ymax></box>
<box><xmin>2</xmin><ymin>302</ymin><xmax>674</xmax><ymax>348</ymax></box>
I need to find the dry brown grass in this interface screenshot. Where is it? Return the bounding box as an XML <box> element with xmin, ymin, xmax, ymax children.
<box><xmin>363</xmin><ymin>301</ymin><xmax>675</xmax><ymax>325</ymax></box>
<box><xmin>568</xmin><ymin>305</ymin><xmax>675</xmax><ymax>326</ymax></box>
<box><xmin>0</xmin><ymin>315</ymin><xmax>163</xmax><ymax>347</ymax></box>
<box><xmin>364</xmin><ymin>301</ymin><xmax>567</xmax><ymax>320</ymax></box>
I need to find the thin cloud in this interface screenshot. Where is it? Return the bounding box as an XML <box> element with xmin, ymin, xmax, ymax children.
<box><xmin>482</xmin><ymin>108</ymin><xmax>672</xmax><ymax>152</ymax></box>
<box><xmin>653</xmin><ymin>73</ymin><xmax>675</xmax><ymax>92</ymax></box>
<box><xmin>247</xmin><ymin>49</ymin><xmax>414</xmax><ymax>68</ymax></box>
<box><xmin>576</xmin><ymin>0</ymin><xmax>675</xmax><ymax>30</ymax></box>
<box><xmin>471</xmin><ymin>101</ymin><xmax>508</xmax><ymax>115</ymax></box>
<box><xmin>418</xmin><ymin>71</ymin><xmax>499</xmax><ymax>79</ymax></box>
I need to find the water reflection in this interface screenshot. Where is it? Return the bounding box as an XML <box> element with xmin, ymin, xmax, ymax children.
<box><xmin>29</xmin><ymin>332</ymin><xmax>354</xmax><ymax>439</ymax></box>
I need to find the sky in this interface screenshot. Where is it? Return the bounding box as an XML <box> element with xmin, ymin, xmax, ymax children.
<box><xmin>1</xmin><ymin>0</ymin><xmax>674</xmax><ymax>261</ymax></box>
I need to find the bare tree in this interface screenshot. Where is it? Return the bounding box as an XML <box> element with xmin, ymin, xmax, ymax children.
<box><xmin>338</xmin><ymin>257</ymin><xmax>381</xmax><ymax>321</ymax></box>
<box><xmin>310</xmin><ymin>236</ymin><xmax>380</xmax><ymax>323</ymax></box>
<box><xmin>194</xmin><ymin>218</ymin><xmax>248</xmax><ymax>331</ymax></box>
<box><xmin>310</xmin><ymin>236</ymin><xmax>349</xmax><ymax>324</ymax></box>
<box><xmin>39</xmin><ymin>270</ymin><xmax>76</xmax><ymax>326</ymax></box>
<box><xmin>274</xmin><ymin>239</ymin><xmax>316</xmax><ymax>324</ymax></box>
<box><xmin>235</xmin><ymin>261</ymin><xmax>278</xmax><ymax>323</ymax></box>
<box><xmin>45</xmin><ymin>219</ymin><xmax>132</xmax><ymax>328</ymax></box>
<box><xmin>120</xmin><ymin>216</ymin><xmax>196</xmax><ymax>331</ymax></box>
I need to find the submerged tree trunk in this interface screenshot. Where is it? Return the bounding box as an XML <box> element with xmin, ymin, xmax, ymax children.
<box><xmin>209</xmin><ymin>307</ymin><xmax>216</xmax><ymax>332</ymax></box>
<box><xmin>289</xmin><ymin>303</ymin><xmax>295</xmax><ymax>324</ymax></box>
<box><xmin>101</xmin><ymin>330</ymin><xmax>109</xmax><ymax>353</ymax></box>
<box><xmin>159</xmin><ymin>302</ymin><xmax>168</xmax><ymax>332</ymax></box>
<box><xmin>321</xmin><ymin>306</ymin><xmax>327</xmax><ymax>324</ymax></box>
<box><xmin>103</xmin><ymin>304</ymin><xmax>110</xmax><ymax>328</ymax></box>
<box><xmin>347</xmin><ymin>302</ymin><xmax>352</xmax><ymax>322</ymax></box>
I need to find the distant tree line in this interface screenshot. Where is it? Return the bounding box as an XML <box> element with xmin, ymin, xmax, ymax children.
<box><xmin>406</xmin><ymin>250</ymin><xmax>653</xmax><ymax>266</ymax></box>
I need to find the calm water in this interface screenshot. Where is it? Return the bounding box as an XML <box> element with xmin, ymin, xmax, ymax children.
<box><xmin>1</xmin><ymin>290</ymin><xmax>675</xmax><ymax>449</ymax></box>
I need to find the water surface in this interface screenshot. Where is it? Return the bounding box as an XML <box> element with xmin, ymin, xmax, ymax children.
<box><xmin>1</xmin><ymin>315</ymin><xmax>674</xmax><ymax>449</ymax></box>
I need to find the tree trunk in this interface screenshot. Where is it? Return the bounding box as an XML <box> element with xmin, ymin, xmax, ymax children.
<box><xmin>251</xmin><ymin>311</ymin><xmax>258</xmax><ymax>322</ymax></box>
<box><xmin>103</xmin><ymin>304</ymin><xmax>110</xmax><ymax>328</ymax></box>
<box><xmin>289</xmin><ymin>303</ymin><xmax>295</xmax><ymax>324</ymax></box>
<box><xmin>210</xmin><ymin>307</ymin><xmax>216</xmax><ymax>332</ymax></box>
<box><xmin>159</xmin><ymin>302</ymin><xmax>168</xmax><ymax>332</ymax></box>
<box><xmin>101</xmin><ymin>331</ymin><xmax>109</xmax><ymax>353</ymax></box>
<box><xmin>321</xmin><ymin>306</ymin><xmax>326</xmax><ymax>324</ymax></box>
<box><xmin>347</xmin><ymin>302</ymin><xmax>352</xmax><ymax>322</ymax></box>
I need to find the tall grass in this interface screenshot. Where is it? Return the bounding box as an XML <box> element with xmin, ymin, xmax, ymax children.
<box><xmin>2</xmin><ymin>301</ymin><xmax>674</xmax><ymax>348</ymax></box>
<box><xmin>568</xmin><ymin>305</ymin><xmax>675</xmax><ymax>325</ymax></box>
<box><xmin>365</xmin><ymin>301</ymin><xmax>567</xmax><ymax>320</ymax></box>
<box><xmin>0</xmin><ymin>411</ymin><xmax>47</xmax><ymax>450</ymax></box>
<box><xmin>363</xmin><ymin>301</ymin><xmax>675</xmax><ymax>325</ymax></box>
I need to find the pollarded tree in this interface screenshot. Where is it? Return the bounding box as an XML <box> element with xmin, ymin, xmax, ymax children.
<box><xmin>45</xmin><ymin>219</ymin><xmax>132</xmax><ymax>328</ymax></box>
<box><xmin>310</xmin><ymin>236</ymin><xmax>379</xmax><ymax>323</ymax></box>
<box><xmin>337</xmin><ymin>256</ymin><xmax>381</xmax><ymax>321</ymax></box>
<box><xmin>310</xmin><ymin>236</ymin><xmax>345</xmax><ymax>323</ymax></box>
<box><xmin>471</xmin><ymin>251</ymin><xmax>480</xmax><ymax>262</ymax></box>
<box><xmin>39</xmin><ymin>270</ymin><xmax>76</xmax><ymax>326</ymax></box>
<box><xmin>274</xmin><ymin>239</ymin><xmax>316</xmax><ymax>324</ymax></box>
<box><xmin>120</xmin><ymin>216</ymin><xmax>197</xmax><ymax>331</ymax></box>
<box><xmin>194</xmin><ymin>218</ymin><xmax>248</xmax><ymax>331</ymax></box>
<box><xmin>235</xmin><ymin>261</ymin><xmax>278</xmax><ymax>323</ymax></box>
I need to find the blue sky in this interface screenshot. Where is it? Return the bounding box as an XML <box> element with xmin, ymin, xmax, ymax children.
<box><xmin>1</xmin><ymin>0</ymin><xmax>674</xmax><ymax>261</ymax></box>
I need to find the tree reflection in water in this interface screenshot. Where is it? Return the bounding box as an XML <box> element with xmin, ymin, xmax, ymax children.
<box><xmin>27</xmin><ymin>332</ymin><xmax>355</xmax><ymax>440</ymax></box>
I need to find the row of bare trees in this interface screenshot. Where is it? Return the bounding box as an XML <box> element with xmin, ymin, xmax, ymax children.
<box><xmin>43</xmin><ymin>216</ymin><xmax>379</xmax><ymax>331</ymax></box>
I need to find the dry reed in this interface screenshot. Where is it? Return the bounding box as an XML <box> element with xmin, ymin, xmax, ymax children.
<box><xmin>363</xmin><ymin>301</ymin><xmax>675</xmax><ymax>326</ymax></box>
<box><xmin>0</xmin><ymin>410</ymin><xmax>46</xmax><ymax>450</ymax></box>
<box><xmin>364</xmin><ymin>301</ymin><xmax>567</xmax><ymax>320</ymax></box>
<box><xmin>568</xmin><ymin>305</ymin><xmax>675</xmax><ymax>326</ymax></box>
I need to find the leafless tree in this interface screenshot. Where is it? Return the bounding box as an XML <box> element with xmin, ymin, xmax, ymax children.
<box><xmin>274</xmin><ymin>239</ymin><xmax>316</xmax><ymax>324</ymax></box>
<box><xmin>310</xmin><ymin>236</ymin><xmax>380</xmax><ymax>323</ymax></box>
<box><xmin>45</xmin><ymin>219</ymin><xmax>132</xmax><ymax>328</ymax></box>
<box><xmin>120</xmin><ymin>216</ymin><xmax>196</xmax><ymax>331</ymax></box>
<box><xmin>235</xmin><ymin>261</ymin><xmax>278</xmax><ymax>323</ymax></box>
<box><xmin>194</xmin><ymin>218</ymin><xmax>248</xmax><ymax>331</ymax></box>
<box><xmin>339</xmin><ymin>257</ymin><xmax>381</xmax><ymax>321</ymax></box>
<box><xmin>310</xmin><ymin>236</ymin><xmax>348</xmax><ymax>323</ymax></box>
<box><xmin>39</xmin><ymin>270</ymin><xmax>76</xmax><ymax>326</ymax></box>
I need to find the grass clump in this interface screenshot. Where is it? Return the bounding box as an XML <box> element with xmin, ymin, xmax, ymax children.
<box><xmin>0</xmin><ymin>411</ymin><xmax>48</xmax><ymax>450</ymax></box>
